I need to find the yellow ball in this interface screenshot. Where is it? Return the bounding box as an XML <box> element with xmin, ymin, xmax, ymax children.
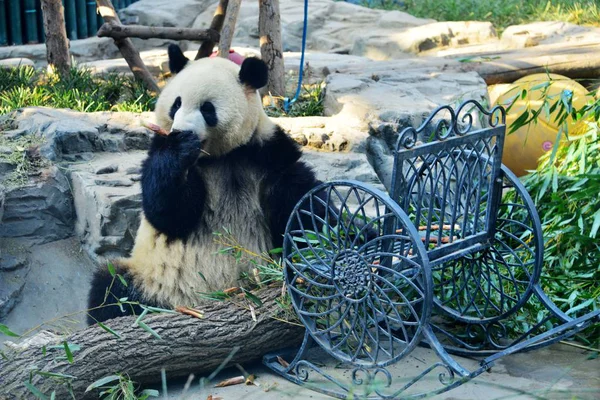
<box><xmin>490</xmin><ymin>74</ymin><xmax>590</xmax><ymax>177</ymax></box>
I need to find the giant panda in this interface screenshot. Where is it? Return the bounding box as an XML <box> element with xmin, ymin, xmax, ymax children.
<box><xmin>87</xmin><ymin>47</ymin><xmax>322</xmax><ymax>324</ymax></box>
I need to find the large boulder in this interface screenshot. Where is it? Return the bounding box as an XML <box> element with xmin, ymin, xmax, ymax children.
<box><xmin>0</xmin><ymin>166</ymin><xmax>74</xmax><ymax>244</ymax></box>
<box><xmin>190</xmin><ymin>0</ymin><xmax>434</xmax><ymax>54</ymax></box>
<box><xmin>8</xmin><ymin>108</ymin><xmax>155</xmax><ymax>161</ymax></box>
<box><xmin>70</xmin><ymin>152</ymin><xmax>144</xmax><ymax>262</ymax></box>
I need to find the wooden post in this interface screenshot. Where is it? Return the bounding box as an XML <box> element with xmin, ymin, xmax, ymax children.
<box><xmin>217</xmin><ymin>0</ymin><xmax>241</xmax><ymax>58</ymax></box>
<box><xmin>96</xmin><ymin>0</ymin><xmax>160</xmax><ymax>93</ymax></box>
<box><xmin>40</xmin><ymin>0</ymin><xmax>71</xmax><ymax>76</ymax></box>
<box><xmin>195</xmin><ymin>0</ymin><xmax>228</xmax><ymax>60</ymax></box>
<box><xmin>259</xmin><ymin>0</ymin><xmax>285</xmax><ymax>104</ymax></box>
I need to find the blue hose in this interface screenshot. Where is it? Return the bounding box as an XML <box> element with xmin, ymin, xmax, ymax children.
<box><xmin>284</xmin><ymin>0</ymin><xmax>309</xmax><ymax>113</ymax></box>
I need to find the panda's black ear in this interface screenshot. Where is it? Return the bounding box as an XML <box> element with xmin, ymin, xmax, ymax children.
<box><xmin>239</xmin><ymin>57</ymin><xmax>268</xmax><ymax>89</ymax></box>
<box><xmin>168</xmin><ymin>44</ymin><xmax>189</xmax><ymax>74</ymax></box>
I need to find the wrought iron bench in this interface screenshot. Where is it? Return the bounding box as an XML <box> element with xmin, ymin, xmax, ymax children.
<box><xmin>264</xmin><ymin>100</ymin><xmax>600</xmax><ymax>399</ymax></box>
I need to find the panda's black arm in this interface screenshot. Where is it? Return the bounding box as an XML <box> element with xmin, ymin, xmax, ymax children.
<box><xmin>87</xmin><ymin>264</ymin><xmax>147</xmax><ymax>324</ymax></box>
<box><xmin>264</xmin><ymin>162</ymin><xmax>323</xmax><ymax>249</ymax></box>
<box><xmin>141</xmin><ymin>131</ymin><xmax>206</xmax><ymax>240</ymax></box>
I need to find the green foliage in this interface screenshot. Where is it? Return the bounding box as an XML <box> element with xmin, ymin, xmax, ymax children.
<box><xmin>364</xmin><ymin>0</ymin><xmax>600</xmax><ymax>32</ymax></box>
<box><xmin>507</xmin><ymin>78</ymin><xmax>600</xmax><ymax>343</ymax></box>
<box><xmin>0</xmin><ymin>66</ymin><xmax>156</xmax><ymax>115</ymax></box>
<box><xmin>86</xmin><ymin>374</ymin><xmax>159</xmax><ymax>400</ymax></box>
<box><xmin>264</xmin><ymin>81</ymin><xmax>325</xmax><ymax>118</ymax></box>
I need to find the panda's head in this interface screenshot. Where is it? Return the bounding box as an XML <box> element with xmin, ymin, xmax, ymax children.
<box><xmin>155</xmin><ymin>48</ymin><xmax>273</xmax><ymax>157</ymax></box>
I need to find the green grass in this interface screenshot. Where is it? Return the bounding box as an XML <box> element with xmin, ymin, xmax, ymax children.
<box><xmin>365</xmin><ymin>0</ymin><xmax>600</xmax><ymax>32</ymax></box>
<box><xmin>264</xmin><ymin>81</ymin><xmax>325</xmax><ymax>118</ymax></box>
<box><xmin>0</xmin><ymin>66</ymin><xmax>157</xmax><ymax>115</ymax></box>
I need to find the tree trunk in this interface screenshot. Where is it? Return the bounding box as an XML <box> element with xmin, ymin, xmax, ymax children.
<box><xmin>196</xmin><ymin>0</ymin><xmax>229</xmax><ymax>60</ymax></box>
<box><xmin>97</xmin><ymin>23</ymin><xmax>219</xmax><ymax>42</ymax></box>
<box><xmin>457</xmin><ymin>42</ymin><xmax>600</xmax><ymax>84</ymax></box>
<box><xmin>96</xmin><ymin>0</ymin><xmax>160</xmax><ymax>93</ymax></box>
<box><xmin>259</xmin><ymin>0</ymin><xmax>285</xmax><ymax>105</ymax></box>
<box><xmin>217</xmin><ymin>0</ymin><xmax>242</xmax><ymax>58</ymax></box>
<box><xmin>0</xmin><ymin>287</ymin><xmax>304</xmax><ymax>399</ymax></box>
<box><xmin>40</xmin><ymin>0</ymin><xmax>71</xmax><ymax>76</ymax></box>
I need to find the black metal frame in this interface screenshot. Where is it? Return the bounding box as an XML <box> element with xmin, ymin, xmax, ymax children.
<box><xmin>264</xmin><ymin>100</ymin><xmax>600</xmax><ymax>399</ymax></box>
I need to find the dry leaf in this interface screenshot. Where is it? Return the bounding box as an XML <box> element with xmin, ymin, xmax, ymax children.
<box><xmin>223</xmin><ymin>287</ymin><xmax>241</xmax><ymax>295</ymax></box>
<box><xmin>245</xmin><ymin>374</ymin><xmax>256</xmax><ymax>385</ymax></box>
<box><xmin>215</xmin><ymin>375</ymin><xmax>245</xmax><ymax>388</ymax></box>
<box><xmin>206</xmin><ymin>396</ymin><xmax>222</xmax><ymax>400</ymax></box>
<box><xmin>175</xmin><ymin>306</ymin><xmax>204</xmax><ymax>319</ymax></box>
<box><xmin>276</xmin><ymin>356</ymin><xmax>290</xmax><ymax>368</ymax></box>
<box><xmin>249</xmin><ymin>304</ymin><xmax>257</xmax><ymax>322</ymax></box>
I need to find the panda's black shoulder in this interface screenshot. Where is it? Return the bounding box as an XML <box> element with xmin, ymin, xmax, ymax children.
<box><xmin>233</xmin><ymin>125</ymin><xmax>304</xmax><ymax>170</ymax></box>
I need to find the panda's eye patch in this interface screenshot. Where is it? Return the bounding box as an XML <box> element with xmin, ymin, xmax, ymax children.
<box><xmin>169</xmin><ymin>96</ymin><xmax>182</xmax><ymax>120</ymax></box>
<box><xmin>200</xmin><ymin>101</ymin><xmax>218</xmax><ymax>127</ymax></box>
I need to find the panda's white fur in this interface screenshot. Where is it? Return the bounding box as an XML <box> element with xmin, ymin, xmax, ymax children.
<box><xmin>155</xmin><ymin>57</ymin><xmax>275</xmax><ymax>157</ymax></box>
<box><xmin>87</xmin><ymin>53</ymin><xmax>321</xmax><ymax>323</ymax></box>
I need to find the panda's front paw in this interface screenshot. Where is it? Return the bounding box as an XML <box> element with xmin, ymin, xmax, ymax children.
<box><xmin>169</xmin><ymin>130</ymin><xmax>203</xmax><ymax>167</ymax></box>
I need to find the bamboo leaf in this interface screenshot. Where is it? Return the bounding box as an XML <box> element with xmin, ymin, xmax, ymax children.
<box><xmin>63</xmin><ymin>341</ymin><xmax>73</xmax><ymax>364</ymax></box>
<box><xmin>137</xmin><ymin>321</ymin><xmax>162</xmax><ymax>340</ymax></box>
<box><xmin>107</xmin><ymin>262</ymin><xmax>116</xmax><ymax>277</ymax></box>
<box><xmin>24</xmin><ymin>382</ymin><xmax>48</xmax><ymax>400</ymax></box>
<box><xmin>96</xmin><ymin>321</ymin><xmax>121</xmax><ymax>339</ymax></box>
<box><xmin>0</xmin><ymin>323</ymin><xmax>20</xmax><ymax>337</ymax></box>
<box><xmin>85</xmin><ymin>375</ymin><xmax>121</xmax><ymax>392</ymax></box>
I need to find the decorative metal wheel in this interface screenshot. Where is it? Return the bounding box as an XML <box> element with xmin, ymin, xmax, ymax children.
<box><xmin>433</xmin><ymin>164</ymin><xmax>543</xmax><ymax>324</ymax></box>
<box><xmin>283</xmin><ymin>181</ymin><xmax>432</xmax><ymax>367</ymax></box>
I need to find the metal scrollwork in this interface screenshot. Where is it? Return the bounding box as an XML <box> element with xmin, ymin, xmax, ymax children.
<box><xmin>263</xmin><ymin>100</ymin><xmax>600</xmax><ymax>399</ymax></box>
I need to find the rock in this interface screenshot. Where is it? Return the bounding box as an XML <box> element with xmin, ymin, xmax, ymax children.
<box><xmin>0</xmin><ymin>166</ymin><xmax>74</xmax><ymax>244</ymax></box>
<box><xmin>71</xmin><ymin>152</ymin><xmax>145</xmax><ymax>261</ymax></box>
<box><xmin>275</xmin><ymin>116</ymin><xmax>357</xmax><ymax>152</ymax></box>
<box><xmin>95</xmin><ymin>164</ymin><xmax>119</xmax><ymax>175</ymax></box>
<box><xmin>120</xmin><ymin>0</ymin><xmax>214</xmax><ymax>28</ymax></box>
<box><xmin>0</xmin><ymin>254</ymin><xmax>26</xmax><ymax>272</ymax></box>
<box><xmin>190</xmin><ymin>0</ymin><xmax>434</xmax><ymax>54</ymax></box>
<box><xmin>322</xmin><ymin>58</ymin><xmax>489</xmax><ymax>150</ymax></box>
<box><xmin>353</xmin><ymin>21</ymin><xmax>496</xmax><ymax>59</ymax></box>
<box><xmin>502</xmin><ymin>22</ymin><xmax>600</xmax><ymax>49</ymax></box>
<box><xmin>0</xmin><ymin>264</ymin><xmax>30</xmax><ymax>319</ymax></box>
<box><xmin>0</xmin><ymin>146</ymin><xmax>13</xmax><ymax>155</ymax></box>
<box><xmin>94</xmin><ymin>178</ymin><xmax>134</xmax><ymax>187</ymax></box>
<box><xmin>0</xmin><ymin>37</ymin><xmax>120</xmax><ymax>67</ymax></box>
<box><xmin>0</xmin><ymin>58</ymin><xmax>35</xmax><ymax>69</ymax></box>
<box><xmin>80</xmin><ymin>49</ymin><xmax>170</xmax><ymax>76</ymax></box>
<box><xmin>9</xmin><ymin>108</ymin><xmax>155</xmax><ymax>161</ymax></box>
<box><xmin>0</xmin><ymin>184</ymin><xmax>4</xmax><ymax>222</ymax></box>
<box><xmin>302</xmin><ymin>149</ymin><xmax>384</xmax><ymax>192</ymax></box>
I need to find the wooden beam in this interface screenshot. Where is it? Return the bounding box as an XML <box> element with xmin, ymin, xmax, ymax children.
<box><xmin>96</xmin><ymin>0</ymin><xmax>160</xmax><ymax>93</ymax></box>
<box><xmin>97</xmin><ymin>23</ymin><xmax>220</xmax><ymax>42</ymax></box>
<box><xmin>40</xmin><ymin>0</ymin><xmax>71</xmax><ymax>76</ymax></box>
<box><xmin>195</xmin><ymin>0</ymin><xmax>229</xmax><ymax>60</ymax></box>
<box><xmin>217</xmin><ymin>0</ymin><xmax>242</xmax><ymax>58</ymax></box>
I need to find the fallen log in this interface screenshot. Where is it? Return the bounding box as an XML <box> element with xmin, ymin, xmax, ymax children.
<box><xmin>97</xmin><ymin>23</ymin><xmax>220</xmax><ymax>42</ymax></box>
<box><xmin>457</xmin><ymin>42</ymin><xmax>600</xmax><ymax>84</ymax></box>
<box><xmin>0</xmin><ymin>286</ymin><xmax>303</xmax><ymax>399</ymax></box>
